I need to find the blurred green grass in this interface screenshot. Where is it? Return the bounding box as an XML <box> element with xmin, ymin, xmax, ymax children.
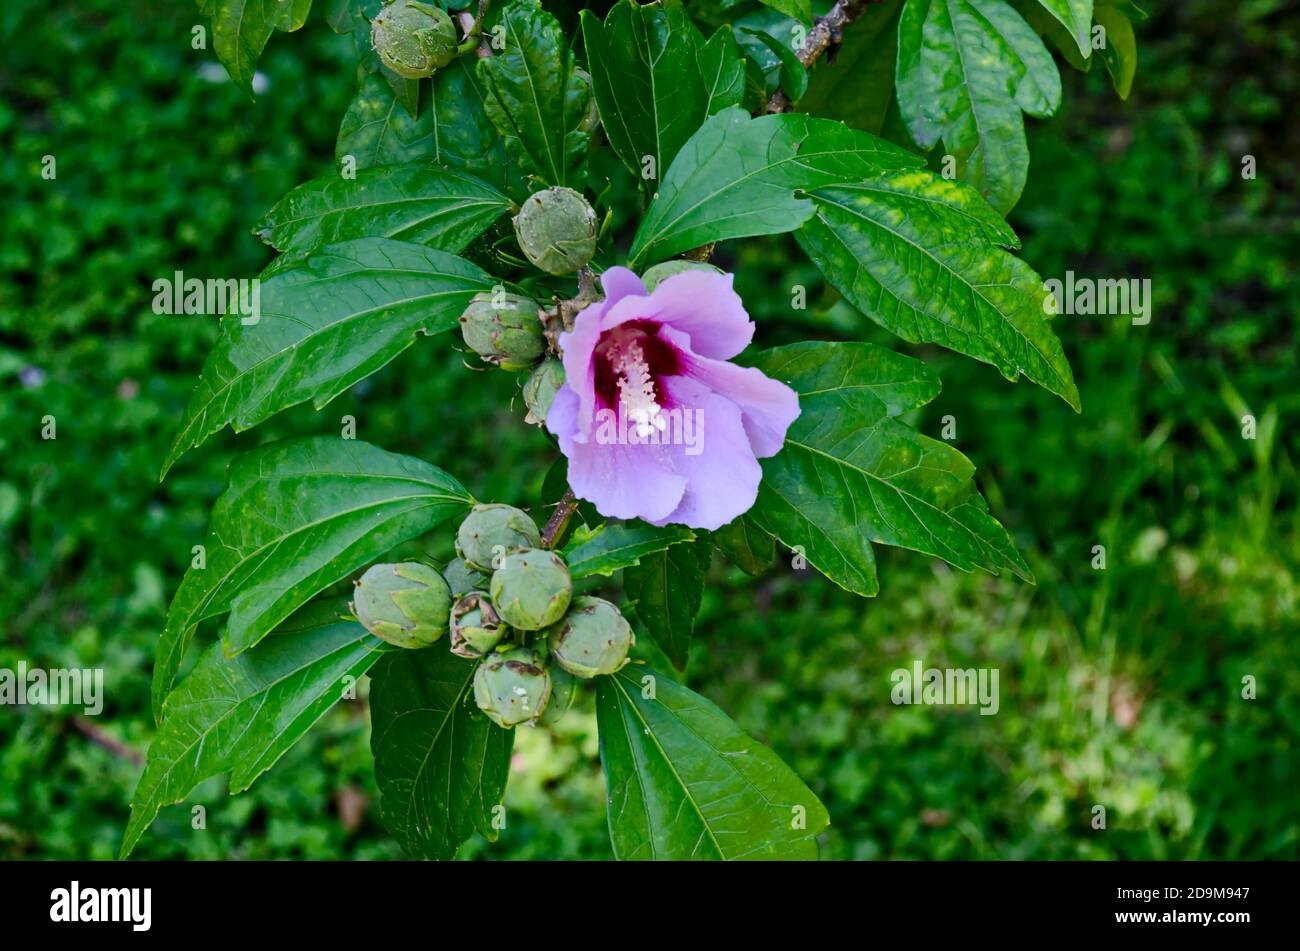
<box><xmin>0</xmin><ymin>0</ymin><xmax>1295</xmax><ymax>860</ymax></box>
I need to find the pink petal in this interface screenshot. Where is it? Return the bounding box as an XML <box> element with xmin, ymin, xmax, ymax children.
<box><xmin>642</xmin><ymin>270</ymin><xmax>754</xmax><ymax>360</ymax></box>
<box><xmin>562</xmin><ymin>431</ymin><xmax>687</xmax><ymax>523</ymax></box>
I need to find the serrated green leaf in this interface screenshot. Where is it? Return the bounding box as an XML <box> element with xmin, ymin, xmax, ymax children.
<box><xmin>628</xmin><ymin>107</ymin><xmax>920</xmax><ymax>268</ymax></box>
<box><xmin>800</xmin><ymin>0</ymin><xmax>902</xmax><ymax>135</ymax></box>
<box><xmin>797</xmin><ymin>169</ymin><xmax>1080</xmax><ymax>409</ymax></box>
<box><xmin>597</xmin><ymin>664</ymin><xmax>828</xmax><ymax>859</ymax></box>
<box><xmin>162</xmin><ymin>238</ymin><xmax>492</xmax><ymax>476</ymax></box>
<box><xmin>371</xmin><ymin>647</ymin><xmax>513</xmax><ymax>860</ymax></box>
<box><xmin>152</xmin><ymin>436</ymin><xmax>471</xmax><ymax>720</ymax></box>
<box><xmin>896</xmin><ymin>0</ymin><xmax>1061</xmax><ymax>213</ymax></box>
<box><xmin>337</xmin><ymin>72</ymin><xmax>437</xmax><ymax>171</ymax></box>
<box><xmin>711</xmin><ymin>514</ymin><xmax>775</xmax><ymax>576</ymax></box>
<box><xmin>562</xmin><ymin>521</ymin><xmax>695</xmax><ymax>579</ymax></box>
<box><xmin>582</xmin><ymin>1</ymin><xmax>742</xmax><ymax>187</ymax></box>
<box><xmin>747</xmin><ymin>341</ymin><xmax>1033</xmax><ymax>596</ymax></box>
<box><xmin>478</xmin><ymin>0</ymin><xmax>590</xmax><ymax>188</ymax></box>
<box><xmin>1034</xmin><ymin>0</ymin><xmax>1092</xmax><ymax>56</ymax></box>
<box><xmin>124</xmin><ymin>599</ymin><xmax>387</xmax><ymax>858</ymax></box>
<box><xmin>1094</xmin><ymin>0</ymin><xmax>1137</xmax><ymax>99</ymax></box>
<box><xmin>623</xmin><ymin>541</ymin><xmax>710</xmax><ymax>670</ymax></box>
<box><xmin>740</xmin><ymin>27</ymin><xmax>808</xmax><ymax>103</ymax></box>
<box><xmin>255</xmin><ymin>164</ymin><xmax>510</xmax><ymax>255</ymax></box>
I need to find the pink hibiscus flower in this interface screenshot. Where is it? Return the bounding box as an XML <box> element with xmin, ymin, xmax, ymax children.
<box><xmin>546</xmin><ymin>266</ymin><xmax>799</xmax><ymax>530</ymax></box>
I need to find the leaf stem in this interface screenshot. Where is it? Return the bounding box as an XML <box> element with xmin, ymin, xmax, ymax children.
<box><xmin>542</xmin><ymin>489</ymin><xmax>579</xmax><ymax>548</ymax></box>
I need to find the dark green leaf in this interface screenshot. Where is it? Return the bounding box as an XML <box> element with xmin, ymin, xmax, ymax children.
<box><xmin>1034</xmin><ymin>0</ymin><xmax>1092</xmax><ymax>56</ymax></box>
<box><xmin>204</xmin><ymin>0</ymin><xmax>279</xmax><ymax>94</ymax></box>
<box><xmin>623</xmin><ymin>540</ymin><xmax>710</xmax><ymax>670</ymax></box>
<box><xmin>597</xmin><ymin>664</ymin><xmax>829</xmax><ymax>859</ymax></box>
<box><xmin>581</xmin><ymin>1</ymin><xmax>741</xmax><ymax>186</ymax></box>
<box><xmin>562</xmin><ymin>521</ymin><xmax>695</xmax><ymax>580</ymax></box>
<box><xmin>429</xmin><ymin>59</ymin><xmax>525</xmax><ymax>197</ymax></box>
<box><xmin>756</xmin><ymin>0</ymin><xmax>812</xmax><ymax>25</ymax></box>
<box><xmin>711</xmin><ymin>515</ymin><xmax>775</xmax><ymax>576</ymax></box>
<box><xmin>371</xmin><ymin>647</ymin><xmax>513</xmax><ymax>860</ymax></box>
<box><xmin>337</xmin><ymin>72</ymin><xmax>437</xmax><ymax>172</ymax></box>
<box><xmin>797</xmin><ymin>170</ymin><xmax>1080</xmax><ymax>409</ymax></box>
<box><xmin>1094</xmin><ymin>0</ymin><xmax>1137</xmax><ymax>99</ymax></box>
<box><xmin>152</xmin><ymin>436</ymin><xmax>471</xmax><ymax>719</ymax></box>
<box><xmin>255</xmin><ymin>164</ymin><xmax>510</xmax><ymax>255</ymax></box>
<box><xmin>477</xmin><ymin>0</ymin><xmax>590</xmax><ymax>188</ymax></box>
<box><xmin>628</xmin><ymin>107</ymin><xmax>920</xmax><ymax>268</ymax></box>
<box><xmin>740</xmin><ymin>27</ymin><xmax>808</xmax><ymax>103</ymax></box>
<box><xmin>124</xmin><ymin>599</ymin><xmax>387</xmax><ymax>858</ymax></box>
<box><xmin>747</xmin><ymin>341</ymin><xmax>1033</xmax><ymax>596</ymax></box>
<box><xmin>896</xmin><ymin>0</ymin><xmax>1061</xmax><ymax>213</ymax></box>
<box><xmin>274</xmin><ymin>0</ymin><xmax>313</xmax><ymax>32</ymax></box>
<box><xmin>162</xmin><ymin>238</ymin><xmax>492</xmax><ymax>475</ymax></box>
<box><xmin>800</xmin><ymin>0</ymin><xmax>902</xmax><ymax>135</ymax></box>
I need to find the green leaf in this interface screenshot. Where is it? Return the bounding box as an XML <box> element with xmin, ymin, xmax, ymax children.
<box><xmin>582</xmin><ymin>1</ymin><xmax>742</xmax><ymax>186</ymax></box>
<box><xmin>428</xmin><ymin>59</ymin><xmax>524</xmax><ymax>198</ymax></box>
<box><xmin>896</xmin><ymin>0</ymin><xmax>1061</xmax><ymax>213</ymax></box>
<box><xmin>740</xmin><ymin>27</ymin><xmax>808</xmax><ymax>103</ymax></box>
<box><xmin>337</xmin><ymin>73</ymin><xmax>437</xmax><ymax>172</ymax></box>
<box><xmin>747</xmin><ymin>341</ymin><xmax>1033</xmax><ymax>596</ymax></box>
<box><xmin>756</xmin><ymin>0</ymin><xmax>812</xmax><ymax>24</ymax></box>
<box><xmin>477</xmin><ymin>0</ymin><xmax>590</xmax><ymax>188</ymax></box>
<box><xmin>800</xmin><ymin>0</ymin><xmax>902</xmax><ymax>135</ymax></box>
<box><xmin>162</xmin><ymin>238</ymin><xmax>492</xmax><ymax>476</ymax></box>
<box><xmin>152</xmin><ymin>437</ymin><xmax>471</xmax><ymax>720</ymax></box>
<box><xmin>1010</xmin><ymin>0</ymin><xmax>1091</xmax><ymax>71</ymax></box>
<box><xmin>1093</xmin><ymin>0</ymin><xmax>1137</xmax><ymax>99</ymax></box>
<box><xmin>711</xmin><ymin>515</ymin><xmax>776</xmax><ymax>577</ymax></box>
<box><xmin>274</xmin><ymin>0</ymin><xmax>312</xmax><ymax>31</ymax></box>
<box><xmin>797</xmin><ymin>169</ymin><xmax>1080</xmax><ymax>409</ymax></box>
<box><xmin>371</xmin><ymin>647</ymin><xmax>513</xmax><ymax>860</ymax></box>
<box><xmin>596</xmin><ymin>664</ymin><xmax>829</xmax><ymax>859</ymax></box>
<box><xmin>1034</xmin><ymin>0</ymin><xmax>1093</xmax><ymax>56</ymax></box>
<box><xmin>628</xmin><ymin>107</ymin><xmax>920</xmax><ymax>268</ymax></box>
<box><xmin>622</xmin><ymin>541</ymin><xmax>710</xmax><ymax>670</ymax></box>
<box><xmin>204</xmin><ymin>0</ymin><xmax>280</xmax><ymax>94</ymax></box>
<box><xmin>124</xmin><ymin>599</ymin><xmax>387</xmax><ymax>858</ymax></box>
<box><xmin>255</xmin><ymin>164</ymin><xmax>511</xmax><ymax>255</ymax></box>
<box><xmin>562</xmin><ymin>521</ymin><xmax>695</xmax><ymax>580</ymax></box>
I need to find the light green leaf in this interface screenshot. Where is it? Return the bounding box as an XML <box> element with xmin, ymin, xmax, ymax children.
<box><xmin>711</xmin><ymin>515</ymin><xmax>775</xmax><ymax>577</ymax></box>
<box><xmin>124</xmin><ymin>599</ymin><xmax>387</xmax><ymax>858</ymax></box>
<box><xmin>478</xmin><ymin>0</ymin><xmax>590</xmax><ymax>188</ymax></box>
<box><xmin>336</xmin><ymin>72</ymin><xmax>437</xmax><ymax>172</ymax></box>
<box><xmin>797</xmin><ymin>169</ymin><xmax>1080</xmax><ymax>409</ymax></box>
<box><xmin>747</xmin><ymin>341</ymin><xmax>1033</xmax><ymax>596</ymax></box>
<box><xmin>623</xmin><ymin>541</ymin><xmax>710</xmax><ymax>671</ymax></box>
<box><xmin>597</xmin><ymin>664</ymin><xmax>829</xmax><ymax>859</ymax></box>
<box><xmin>371</xmin><ymin>647</ymin><xmax>513</xmax><ymax>860</ymax></box>
<box><xmin>255</xmin><ymin>164</ymin><xmax>511</xmax><ymax>255</ymax></box>
<box><xmin>1034</xmin><ymin>0</ymin><xmax>1093</xmax><ymax>56</ymax></box>
<box><xmin>800</xmin><ymin>0</ymin><xmax>903</xmax><ymax>135</ymax></box>
<box><xmin>152</xmin><ymin>436</ymin><xmax>472</xmax><ymax>719</ymax></box>
<box><xmin>1094</xmin><ymin>0</ymin><xmax>1137</xmax><ymax>99</ymax></box>
<box><xmin>562</xmin><ymin>521</ymin><xmax>695</xmax><ymax>580</ymax></box>
<box><xmin>162</xmin><ymin>238</ymin><xmax>492</xmax><ymax>476</ymax></box>
<box><xmin>273</xmin><ymin>0</ymin><xmax>313</xmax><ymax>31</ymax></box>
<box><xmin>628</xmin><ymin>107</ymin><xmax>920</xmax><ymax>268</ymax></box>
<box><xmin>896</xmin><ymin>0</ymin><xmax>1061</xmax><ymax>213</ymax></box>
<box><xmin>581</xmin><ymin>1</ymin><xmax>742</xmax><ymax>186</ymax></box>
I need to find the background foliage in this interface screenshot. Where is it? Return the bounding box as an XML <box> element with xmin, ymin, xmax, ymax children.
<box><xmin>1</xmin><ymin>0</ymin><xmax>1296</xmax><ymax>859</ymax></box>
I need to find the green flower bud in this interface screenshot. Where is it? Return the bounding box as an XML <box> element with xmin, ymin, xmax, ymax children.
<box><xmin>371</xmin><ymin>0</ymin><xmax>458</xmax><ymax>79</ymax></box>
<box><xmin>490</xmin><ymin>549</ymin><xmax>572</xmax><ymax>631</ymax></box>
<box><xmin>639</xmin><ymin>259</ymin><xmax>725</xmax><ymax>292</ymax></box>
<box><xmin>449</xmin><ymin>592</ymin><xmax>508</xmax><ymax>659</ymax></box>
<box><xmin>442</xmin><ymin>556</ymin><xmax>488</xmax><ymax>598</ymax></box>
<box><xmin>458</xmin><ymin>291</ymin><xmax>546</xmax><ymax>371</ymax></box>
<box><xmin>538</xmin><ymin>664</ymin><xmax>578</xmax><ymax>727</ymax></box>
<box><xmin>456</xmin><ymin>503</ymin><xmax>542</xmax><ymax>572</ymax></box>
<box><xmin>351</xmin><ymin>561</ymin><xmax>451</xmax><ymax>649</ymax></box>
<box><xmin>473</xmin><ymin>646</ymin><xmax>552</xmax><ymax>728</ymax></box>
<box><xmin>513</xmin><ymin>187</ymin><xmax>598</xmax><ymax>275</ymax></box>
<box><xmin>545</xmin><ymin>595</ymin><xmax>635</xmax><ymax>678</ymax></box>
<box><xmin>522</xmin><ymin>357</ymin><xmax>565</xmax><ymax>426</ymax></box>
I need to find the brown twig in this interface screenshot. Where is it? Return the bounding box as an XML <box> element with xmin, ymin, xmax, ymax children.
<box><xmin>73</xmin><ymin>716</ymin><xmax>144</xmax><ymax>765</ymax></box>
<box><xmin>542</xmin><ymin>489</ymin><xmax>579</xmax><ymax>548</ymax></box>
<box><xmin>766</xmin><ymin>0</ymin><xmax>884</xmax><ymax>114</ymax></box>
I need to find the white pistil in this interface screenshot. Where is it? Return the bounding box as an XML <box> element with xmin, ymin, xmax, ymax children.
<box><xmin>611</xmin><ymin>339</ymin><xmax>668</xmax><ymax>438</ymax></box>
